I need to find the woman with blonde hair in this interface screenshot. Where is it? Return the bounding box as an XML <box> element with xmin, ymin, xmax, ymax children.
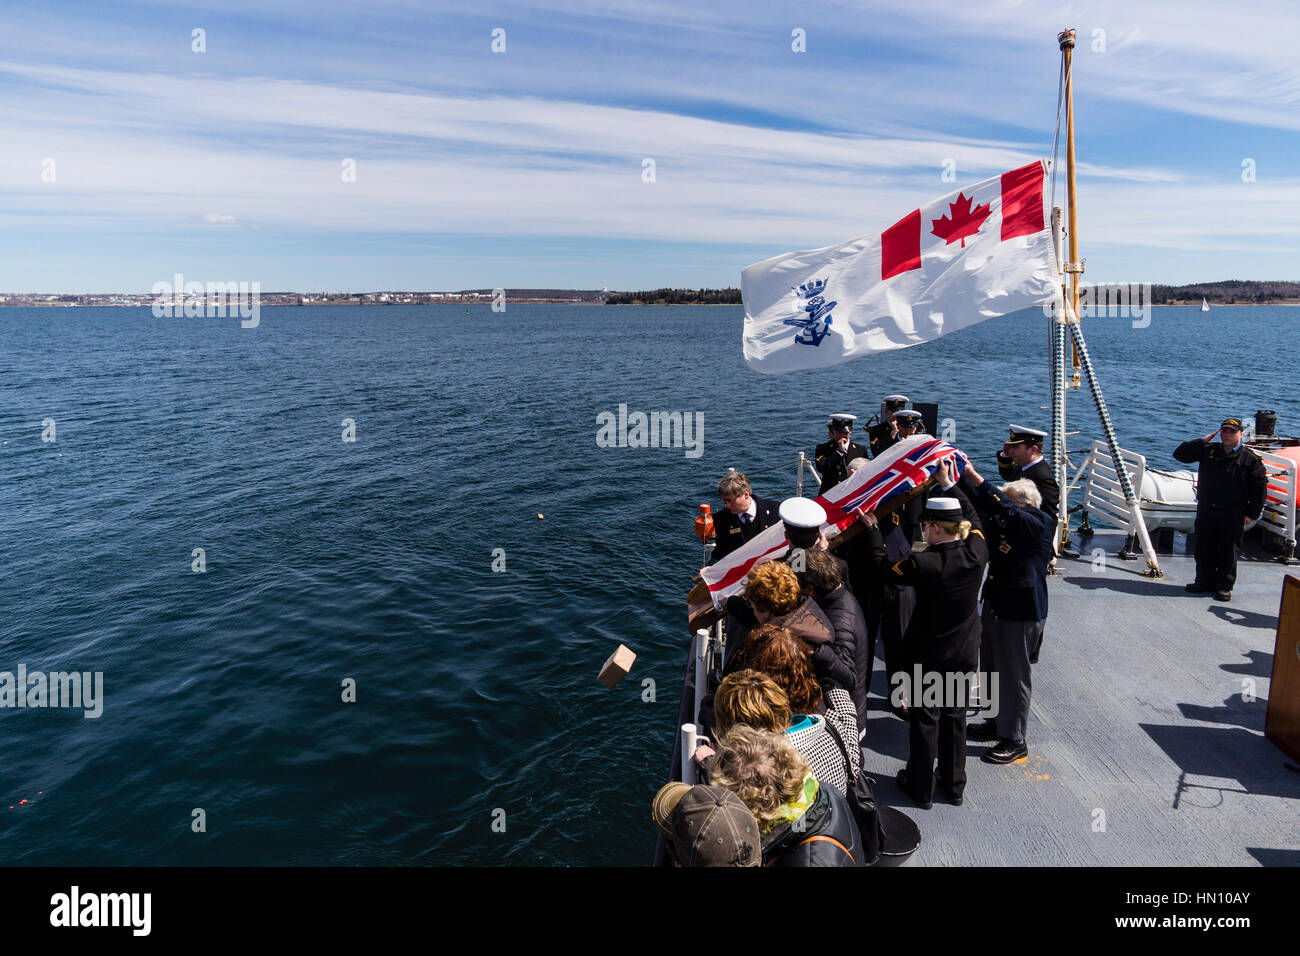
<box><xmin>713</xmin><ymin>668</ymin><xmax>861</xmax><ymax>796</ymax></box>
<box><xmin>707</xmin><ymin>725</ymin><xmax>863</xmax><ymax>867</ymax></box>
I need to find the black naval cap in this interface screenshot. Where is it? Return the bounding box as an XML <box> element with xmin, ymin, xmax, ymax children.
<box><xmin>1220</xmin><ymin>417</ymin><xmax>1244</xmax><ymax>431</ymax></box>
<box><xmin>1005</xmin><ymin>424</ymin><xmax>1048</xmax><ymax>447</ymax></box>
<box><xmin>894</xmin><ymin>410</ymin><xmax>923</xmax><ymax>429</ymax></box>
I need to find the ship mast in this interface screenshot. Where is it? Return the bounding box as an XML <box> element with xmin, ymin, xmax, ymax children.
<box><xmin>1060</xmin><ymin>30</ymin><xmax>1082</xmax><ymax>388</ymax></box>
<box><xmin>1052</xmin><ymin>28</ymin><xmax>1162</xmax><ymax>577</ymax></box>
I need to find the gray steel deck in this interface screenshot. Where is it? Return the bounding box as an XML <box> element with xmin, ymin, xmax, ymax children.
<box><xmin>863</xmin><ymin>530</ymin><xmax>1300</xmax><ymax>866</ymax></box>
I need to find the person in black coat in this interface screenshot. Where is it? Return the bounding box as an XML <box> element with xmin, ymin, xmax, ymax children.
<box><xmin>856</xmin><ymin>460</ymin><xmax>988</xmax><ymax>807</ymax></box>
<box><xmin>961</xmin><ymin>465</ymin><xmax>1054</xmax><ymax>764</ymax></box>
<box><xmin>1174</xmin><ymin>418</ymin><xmax>1269</xmax><ymax>601</ymax></box>
<box><xmin>835</xmin><ymin>456</ymin><xmax>893</xmax><ymax>706</ymax></box>
<box><xmin>709</xmin><ymin>471</ymin><xmax>780</xmax><ymax>565</ymax></box>
<box><xmin>798</xmin><ymin>549</ymin><xmax>870</xmax><ymax>738</ymax></box>
<box><xmin>995</xmin><ymin>424</ymin><xmax>1060</xmax><ymax>520</ymax></box>
<box><xmin>760</xmin><ymin>776</ymin><xmax>865</xmax><ymax>867</ymax></box>
<box><xmin>815</xmin><ymin>414</ymin><xmax>870</xmax><ymax>494</ymax></box>
<box><xmin>864</xmin><ymin>395</ymin><xmax>910</xmax><ymax>459</ymax></box>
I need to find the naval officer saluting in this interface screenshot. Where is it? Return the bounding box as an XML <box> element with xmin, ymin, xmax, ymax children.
<box><xmin>1174</xmin><ymin>418</ymin><xmax>1268</xmax><ymax>602</ymax></box>
<box><xmin>865</xmin><ymin>395</ymin><xmax>910</xmax><ymax>458</ymax></box>
<box><xmin>815</xmin><ymin>414</ymin><xmax>870</xmax><ymax>494</ymax></box>
<box><xmin>995</xmin><ymin>425</ymin><xmax>1060</xmax><ymax>520</ymax></box>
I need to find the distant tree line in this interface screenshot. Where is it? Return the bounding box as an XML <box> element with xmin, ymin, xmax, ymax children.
<box><xmin>1149</xmin><ymin>280</ymin><xmax>1300</xmax><ymax>304</ymax></box>
<box><xmin>605</xmin><ymin>287</ymin><xmax>743</xmax><ymax>305</ymax></box>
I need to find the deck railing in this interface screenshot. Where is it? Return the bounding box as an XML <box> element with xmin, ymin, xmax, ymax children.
<box><xmin>1256</xmin><ymin>449</ymin><xmax>1298</xmax><ymax>561</ymax></box>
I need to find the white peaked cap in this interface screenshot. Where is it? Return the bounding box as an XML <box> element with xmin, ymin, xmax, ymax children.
<box><xmin>779</xmin><ymin>497</ymin><xmax>827</xmax><ymax>529</ymax></box>
<box><xmin>1008</xmin><ymin>423</ymin><xmax>1048</xmax><ymax>438</ymax></box>
<box><xmin>921</xmin><ymin>497</ymin><xmax>963</xmax><ymax>520</ymax></box>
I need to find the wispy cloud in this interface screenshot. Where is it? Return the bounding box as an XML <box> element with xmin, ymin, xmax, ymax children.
<box><xmin>0</xmin><ymin>0</ymin><xmax>1295</xmax><ymax>290</ymax></box>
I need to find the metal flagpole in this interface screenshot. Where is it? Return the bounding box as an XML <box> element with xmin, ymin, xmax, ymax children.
<box><xmin>1055</xmin><ymin>28</ymin><xmax>1160</xmax><ymax>576</ymax></box>
<box><xmin>1059</xmin><ymin>30</ymin><xmax>1083</xmax><ymax>389</ymax></box>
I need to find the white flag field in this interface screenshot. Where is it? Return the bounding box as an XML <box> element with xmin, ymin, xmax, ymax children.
<box><xmin>741</xmin><ymin>160</ymin><xmax>1060</xmax><ymax>374</ymax></box>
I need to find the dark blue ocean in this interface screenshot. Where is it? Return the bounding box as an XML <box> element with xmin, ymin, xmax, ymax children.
<box><xmin>2</xmin><ymin>304</ymin><xmax>1296</xmax><ymax>865</ymax></box>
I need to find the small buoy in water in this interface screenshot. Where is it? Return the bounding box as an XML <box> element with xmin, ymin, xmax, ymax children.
<box><xmin>537</xmin><ymin>513</ymin><xmax>544</xmax><ymax>520</ymax></box>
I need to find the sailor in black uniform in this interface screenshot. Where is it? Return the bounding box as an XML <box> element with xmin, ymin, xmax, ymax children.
<box><xmin>709</xmin><ymin>471</ymin><xmax>780</xmax><ymax>565</ymax></box>
<box><xmin>856</xmin><ymin>461</ymin><xmax>988</xmax><ymax>808</ymax></box>
<box><xmin>815</xmin><ymin>414</ymin><xmax>870</xmax><ymax>494</ymax></box>
<box><xmin>865</xmin><ymin>395</ymin><xmax>909</xmax><ymax>458</ymax></box>
<box><xmin>887</xmin><ymin>410</ymin><xmax>927</xmax><ymax>543</ymax></box>
<box><xmin>1174</xmin><ymin>418</ymin><xmax>1268</xmax><ymax>602</ymax></box>
<box><xmin>779</xmin><ymin>496</ymin><xmax>854</xmax><ymax>597</ymax></box>
<box><xmin>961</xmin><ymin>463</ymin><xmax>1054</xmax><ymax>765</ymax></box>
<box><xmin>996</xmin><ymin>425</ymin><xmax>1060</xmax><ymax>519</ymax></box>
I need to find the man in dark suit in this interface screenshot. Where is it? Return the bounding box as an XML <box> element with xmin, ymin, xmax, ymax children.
<box><xmin>961</xmin><ymin>464</ymin><xmax>1054</xmax><ymax>765</ymax></box>
<box><xmin>865</xmin><ymin>395</ymin><xmax>909</xmax><ymax>459</ymax></box>
<box><xmin>995</xmin><ymin>425</ymin><xmax>1060</xmax><ymax>519</ymax></box>
<box><xmin>1174</xmin><ymin>418</ymin><xmax>1268</xmax><ymax>602</ymax></box>
<box><xmin>815</xmin><ymin>414</ymin><xmax>870</xmax><ymax>494</ymax></box>
<box><xmin>708</xmin><ymin>471</ymin><xmax>780</xmax><ymax>565</ymax></box>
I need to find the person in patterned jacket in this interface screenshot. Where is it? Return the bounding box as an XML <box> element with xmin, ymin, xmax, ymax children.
<box><xmin>711</xmin><ymin>663</ymin><xmax>860</xmax><ymax>796</ymax></box>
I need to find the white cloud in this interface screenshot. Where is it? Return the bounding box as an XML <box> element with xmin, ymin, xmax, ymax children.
<box><xmin>0</xmin><ymin>0</ymin><xmax>1296</xmax><ymax>288</ymax></box>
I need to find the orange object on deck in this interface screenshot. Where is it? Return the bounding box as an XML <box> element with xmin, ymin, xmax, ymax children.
<box><xmin>694</xmin><ymin>504</ymin><xmax>715</xmax><ymax>543</ymax></box>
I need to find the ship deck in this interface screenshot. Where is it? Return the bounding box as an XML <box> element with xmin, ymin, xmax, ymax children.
<box><xmin>864</xmin><ymin>529</ymin><xmax>1300</xmax><ymax>866</ymax></box>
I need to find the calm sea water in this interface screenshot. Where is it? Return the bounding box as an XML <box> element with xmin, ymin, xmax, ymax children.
<box><xmin>2</xmin><ymin>304</ymin><xmax>1295</xmax><ymax>865</ymax></box>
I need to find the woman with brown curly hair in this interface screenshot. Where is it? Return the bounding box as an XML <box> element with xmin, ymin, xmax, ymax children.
<box><xmin>742</xmin><ymin>560</ymin><xmax>803</xmax><ymax>618</ymax></box>
<box><xmin>727</xmin><ymin>624</ymin><xmax>822</xmax><ymax>712</ymax></box>
<box><xmin>724</xmin><ymin>561</ymin><xmax>839</xmax><ymax>690</ymax></box>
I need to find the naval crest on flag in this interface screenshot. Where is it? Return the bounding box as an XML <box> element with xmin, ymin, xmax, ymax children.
<box><xmin>782</xmin><ymin>278</ymin><xmax>836</xmax><ymax>346</ymax></box>
<box><xmin>741</xmin><ymin>160</ymin><xmax>1058</xmax><ymax>374</ymax></box>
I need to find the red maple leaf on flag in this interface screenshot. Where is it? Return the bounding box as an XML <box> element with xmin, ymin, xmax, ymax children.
<box><xmin>931</xmin><ymin>192</ymin><xmax>992</xmax><ymax>248</ymax></box>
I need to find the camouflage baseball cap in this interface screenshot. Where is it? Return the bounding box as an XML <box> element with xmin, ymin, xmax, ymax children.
<box><xmin>652</xmin><ymin>783</ymin><xmax>760</xmax><ymax>867</ymax></box>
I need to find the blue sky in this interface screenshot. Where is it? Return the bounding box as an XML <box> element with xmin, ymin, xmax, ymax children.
<box><xmin>2</xmin><ymin>0</ymin><xmax>1297</xmax><ymax>292</ymax></box>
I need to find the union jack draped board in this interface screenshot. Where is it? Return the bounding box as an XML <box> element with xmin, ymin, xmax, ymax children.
<box><xmin>686</xmin><ymin>436</ymin><xmax>969</xmax><ymax>633</ymax></box>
